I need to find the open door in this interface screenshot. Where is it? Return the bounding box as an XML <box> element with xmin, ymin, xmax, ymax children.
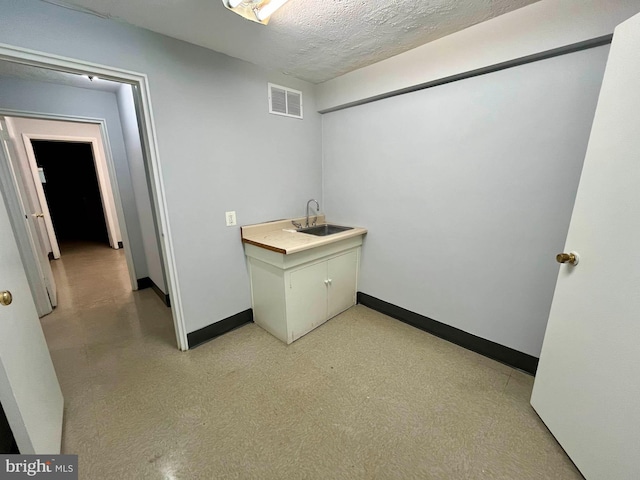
<box><xmin>0</xmin><ymin>118</ymin><xmax>57</xmax><ymax>313</ymax></box>
<box><xmin>21</xmin><ymin>135</ymin><xmax>62</xmax><ymax>260</ymax></box>
<box><xmin>531</xmin><ymin>12</ymin><xmax>640</xmax><ymax>479</ymax></box>
<box><xmin>0</xmin><ymin>181</ymin><xmax>64</xmax><ymax>453</ymax></box>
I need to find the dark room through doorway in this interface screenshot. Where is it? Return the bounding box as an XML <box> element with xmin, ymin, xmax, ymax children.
<box><xmin>31</xmin><ymin>140</ymin><xmax>110</xmax><ymax>247</ymax></box>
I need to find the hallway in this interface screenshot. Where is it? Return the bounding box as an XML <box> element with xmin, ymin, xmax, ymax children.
<box><xmin>41</xmin><ymin>243</ymin><xmax>580</xmax><ymax>479</ymax></box>
<box><xmin>40</xmin><ymin>242</ymin><xmax>177</xmax><ymax>473</ymax></box>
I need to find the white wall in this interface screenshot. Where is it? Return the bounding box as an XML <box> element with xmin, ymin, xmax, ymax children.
<box><xmin>317</xmin><ymin>0</ymin><xmax>640</xmax><ymax>111</ymax></box>
<box><xmin>116</xmin><ymin>84</ymin><xmax>166</xmax><ymax>293</ymax></box>
<box><xmin>322</xmin><ymin>45</ymin><xmax>610</xmax><ymax>357</ymax></box>
<box><xmin>0</xmin><ymin>76</ymin><xmax>149</xmax><ymax>279</ymax></box>
<box><xmin>4</xmin><ymin>116</ymin><xmax>122</xmax><ymax>253</ymax></box>
<box><xmin>0</xmin><ymin>0</ymin><xmax>322</xmax><ymax>334</ymax></box>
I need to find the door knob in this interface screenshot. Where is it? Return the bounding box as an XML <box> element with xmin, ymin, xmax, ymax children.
<box><xmin>0</xmin><ymin>290</ymin><xmax>12</xmax><ymax>306</ymax></box>
<box><xmin>32</xmin><ymin>213</ymin><xmax>44</xmax><ymax>218</ymax></box>
<box><xmin>556</xmin><ymin>252</ymin><xmax>579</xmax><ymax>266</ymax></box>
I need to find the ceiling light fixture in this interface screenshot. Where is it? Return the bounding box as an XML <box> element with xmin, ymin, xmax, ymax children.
<box><xmin>255</xmin><ymin>0</ymin><xmax>289</xmax><ymax>22</ymax></box>
<box><xmin>222</xmin><ymin>0</ymin><xmax>291</xmax><ymax>25</ymax></box>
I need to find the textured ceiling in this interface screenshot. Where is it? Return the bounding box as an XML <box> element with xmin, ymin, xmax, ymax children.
<box><xmin>0</xmin><ymin>60</ymin><xmax>123</xmax><ymax>92</ymax></box>
<box><xmin>42</xmin><ymin>0</ymin><xmax>540</xmax><ymax>84</ymax></box>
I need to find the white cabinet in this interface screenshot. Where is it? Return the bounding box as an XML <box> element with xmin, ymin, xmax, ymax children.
<box><xmin>287</xmin><ymin>249</ymin><xmax>358</xmax><ymax>342</ymax></box>
<box><xmin>287</xmin><ymin>260</ymin><xmax>329</xmax><ymax>341</ymax></box>
<box><xmin>245</xmin><ymin>236</ymin><xmax>362</xmax><ymax>344</ymax></box>
<box><xmin>326</xmin><ymin>250</ymin><xmax>358</xmax><ymax>318</ymax></box>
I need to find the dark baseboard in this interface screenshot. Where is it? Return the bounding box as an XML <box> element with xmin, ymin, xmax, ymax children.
<box><xmin>187</xmin><ymin>309</ymin><xmax>253</xmax><ymax>349</ymax></box>
<box><xmin>118</xmin><ymin>241</ymin><xmax>124</xmax><ymax>248</ymax></box>
<box><xmin>151</xmin><ymin>282</ymin><xmax>171</xmax><ymax>307</ymax></box>
<box><xmin>137</xmin><ymin>277</ymin><xmax>152</xmax><ymax>290</ymax></box>
<box><xmin>137</xmin><ymin>277</ymin><xmax>170</xmax><ymax>307</ymax></box>
<box><xmin>357</xmin><ymin>292</ymin><xmax>539</xmax><ymax>375</ymax></box>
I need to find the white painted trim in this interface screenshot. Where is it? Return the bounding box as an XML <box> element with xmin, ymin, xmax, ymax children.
<box><xmin>134</xmin><ymin>80</ymin><xmax>189</xmax><ymax>350</ymax></box>
<box><xmin>0</xmin><ymin>43</ymin><xmax>189</xmax><ymax>351</ymax></box>
<box><xmin>22</xmin><ymin>132</ymin><xmax>121</xmax><ymax>255</ymax></box>
<box><xmin>96</xmin><ymin>121</ymin><xmax>139</xmax><ymax>292</ymax></box>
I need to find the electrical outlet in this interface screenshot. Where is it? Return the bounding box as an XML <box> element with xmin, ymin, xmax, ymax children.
<box><xmin>225</xmin><ymin>211</ymin><xmax>237</xmax><ymax>226</ymax></box>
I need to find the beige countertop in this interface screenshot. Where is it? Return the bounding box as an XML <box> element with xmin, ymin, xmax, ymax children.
<box><xmin>241</xmin><ymin>215</ymin><xmax>367</xmax><ymax>254</ymax></box>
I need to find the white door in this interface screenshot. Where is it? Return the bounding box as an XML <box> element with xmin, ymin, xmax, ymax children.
<box><xmin>531</xmin><ymin>13</ymin><xmax>640</xmax><ymax>480</ymax></box>
<box><xmin>17</xmin><ymin>132</ymin><xmax>61</xmax><ymax>260</ymax></box>
<box><xmin>0</xmin><ymin>186</ymin><xmax>64</xmax><ymax>453</ymax></box>
<box><xmin>0</xmin><ymin>118</ymin><xmax>57</xmax><ymax>313</ymax></box>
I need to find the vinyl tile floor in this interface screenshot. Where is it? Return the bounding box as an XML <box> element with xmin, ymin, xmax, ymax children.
<box><xmin>41</xmin><ymin>242</ymin><xmax>583</xmax><ymax>479</ymax></box>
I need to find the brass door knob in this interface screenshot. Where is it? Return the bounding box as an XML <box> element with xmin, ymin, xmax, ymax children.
<box><xmin>556</xmin><ymin>252</ymin><xmax>579</xmax><ymax>266</ymax></box>
<box><xmin>0</xmin><ymin>290</ymin><xmax>12</xmax><ymax>306</ymax></box>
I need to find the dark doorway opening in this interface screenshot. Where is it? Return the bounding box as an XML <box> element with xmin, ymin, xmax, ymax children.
<box><xmin>0</xmin><ymin>401</ymin><xmax>19</xmax><ymax>454</ymax></box>
<box><xmin>31</xmin><ymin>141</ymin><xmax>109</xmax><ymax>245</ymax></box>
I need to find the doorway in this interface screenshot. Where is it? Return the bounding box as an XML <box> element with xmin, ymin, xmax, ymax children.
<box><xmin>0</xmin><ymin>402</ymin><xmax>18</xmax><ymax>454</ymax></box>
<box><xmin>0</xmin><ymin>44</ymin><xmax>186</xmax><ymax>350</ymax></box>
<box><xmin>1</xmin><ymin>110</ymin><xmax>168</xmax><ymax>310</ymax></box>
<box><xmin>0</xmin><ymin>45</ymin><xmax>188</xmax><ymax>456</ymax></box>
<box><xmin>32</xmin><ymin>140</ymin><xmax>110</xmax><ymax>247</ymax></box>
<box><xmin>0</xmin><ymin>115</ymin><xmax>138</xmax><ymax>317</ymax></box>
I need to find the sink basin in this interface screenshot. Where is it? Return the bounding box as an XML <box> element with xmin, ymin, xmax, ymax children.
<box><xmin>298</xmin><ymin>224</ymin><xmax>353</xmax><ymax>236</ymax></box>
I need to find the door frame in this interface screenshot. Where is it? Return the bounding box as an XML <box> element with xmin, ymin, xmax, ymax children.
<box><xmin>22</xmin><ymin>131</ymin><xmax>123</xmax><ymax>258</ymax></box>
<box><xmin>0</xmin><ymin>43</ymin><xmax>189</xmax><ymax>351</ymax></box>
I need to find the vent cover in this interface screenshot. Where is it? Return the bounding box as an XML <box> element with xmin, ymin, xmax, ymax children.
<box><xmin>268</xmin><ymin>83</ymin><xmax>303</xmax><ymax>119</ymax></box>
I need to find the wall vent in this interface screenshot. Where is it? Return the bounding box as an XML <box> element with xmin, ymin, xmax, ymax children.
<box><xmin>268</xmin><ymin>83</ymin><xmax>303</xmax><ymax>119</ymax></box>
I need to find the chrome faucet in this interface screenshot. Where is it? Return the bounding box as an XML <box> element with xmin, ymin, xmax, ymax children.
<box><xmin>306</xmin><ymin>199</ymin><xmax>319</xmax><ymax>228</ymax></box>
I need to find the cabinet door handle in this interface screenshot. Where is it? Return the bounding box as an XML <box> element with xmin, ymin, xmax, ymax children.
<box><xmin>324</xmin><ymin>279</ymin><xmax>329</xmax><ymax>286</ymax></box>
<box><xmin>327</xmin><ymin>279</ymin><xmax>332</xmax><ymax>285</ymax></box>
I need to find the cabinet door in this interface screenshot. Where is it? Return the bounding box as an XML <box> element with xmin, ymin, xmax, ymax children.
<box><xmin>286</xmin><ymin>261</ymin><xmax>328</xmax><ymax>342</ymax></box>
<box><xmin>327</xmin><ymin>249</ymin><xmax>358</xmax><ymax>319</ymax></box>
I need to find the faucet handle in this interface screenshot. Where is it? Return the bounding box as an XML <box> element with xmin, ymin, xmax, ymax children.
<box><xmin>292</xmin><ymin>220</ymin><xmax>302</xmax><ymax>229</ymax></box>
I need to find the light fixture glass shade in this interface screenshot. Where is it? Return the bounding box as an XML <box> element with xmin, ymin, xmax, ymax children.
<box><xmin>222</xmin><ymin>0</ymin><xmax>291</xmax><ymax>25</ymax></box>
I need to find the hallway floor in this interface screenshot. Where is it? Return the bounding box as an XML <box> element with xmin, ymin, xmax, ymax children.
<box><xmin>41</xmin><ymin>243</ymin><xmax>582</xmax><ymax>479</ymax></box>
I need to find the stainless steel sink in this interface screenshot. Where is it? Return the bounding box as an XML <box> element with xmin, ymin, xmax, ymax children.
<box><xmin>297</xmin><ymin>224</ymin><xmax>353</xmax><ymax>236</ymax></box>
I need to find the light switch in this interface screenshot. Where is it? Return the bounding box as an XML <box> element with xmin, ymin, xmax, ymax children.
<box><xmin>225</xmin><ymin>211</ymin><xmax>237</xmax><ymax>226</ymax></box>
